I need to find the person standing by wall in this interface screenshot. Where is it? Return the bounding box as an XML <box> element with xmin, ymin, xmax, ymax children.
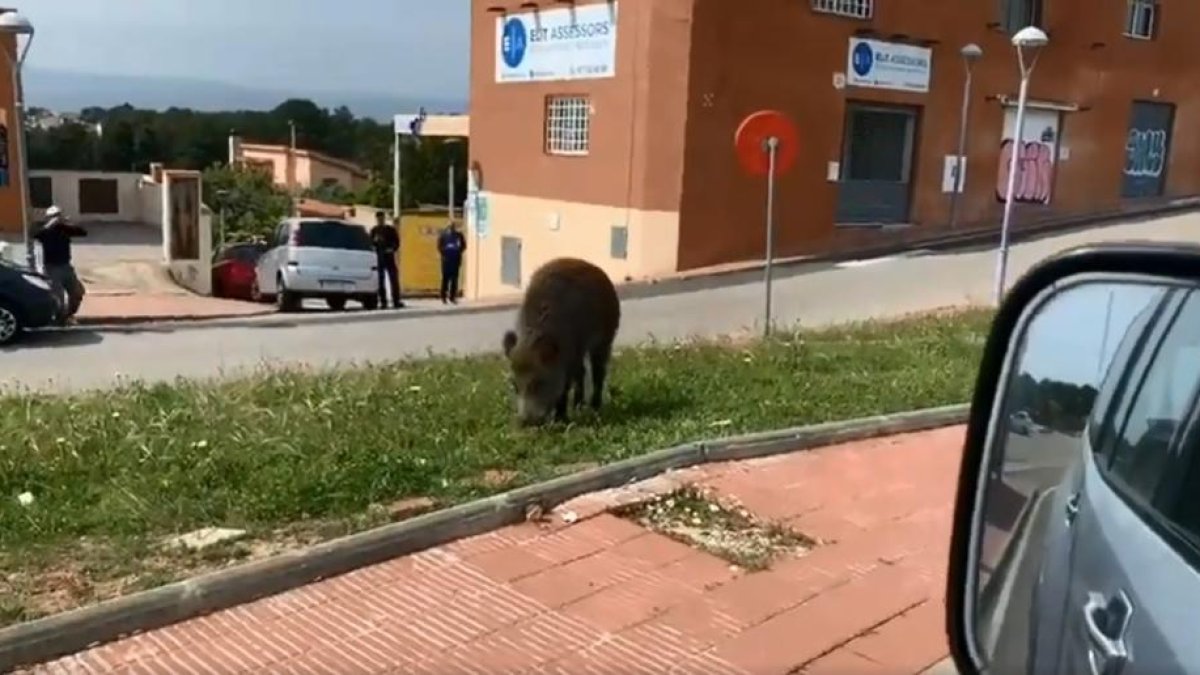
<box><xmin>34</xmin><ymin>205</ymin><xmax>88</xmax><ymax>320</ymax></box>
<box><xmin>437</xmin><ymin>219</ymin><xmax>467</xmax><ymax>304</ymax></box>
<box><xmin>369</xmin><ymin>210</ymin><xmax>404</xmax><ymax>309</ymax></box>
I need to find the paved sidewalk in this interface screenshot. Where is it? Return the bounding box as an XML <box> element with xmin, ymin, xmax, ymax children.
<box><xmin>29</xmin><ymin>426</ymin><xmax>964</xmax><ymax>674</ymax></box>
<box><xmin>76</xmin><ymin>292</ymin><xmax>275</xmax><ymax>325</ymax></box>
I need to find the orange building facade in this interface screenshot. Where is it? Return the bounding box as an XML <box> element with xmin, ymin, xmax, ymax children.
<box><xmin>0</xmin><ymin>26</ymin><xmax>25</xmax><ymax>236</ymax></box>
<box><xmin>467</xmin><ymin>0</ymin><xmax>1200</xmax><ymax>298</ymax></box>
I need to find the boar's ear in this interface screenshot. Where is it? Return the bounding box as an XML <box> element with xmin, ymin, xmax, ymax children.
<box><xmin>502</xmin><ymin>330</ymin><xmax>518</xmax><ymax>357</ymax></box>
<box><xmin>532</xmin><ymin>334</ymin><xmax>560</xmax><ymax>365</ymax></box>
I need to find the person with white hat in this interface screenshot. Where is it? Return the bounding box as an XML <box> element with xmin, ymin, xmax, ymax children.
<box><xmin>33</xmin><ymin>205</ymin><xmax>88</xmax><ymax>319</ymax></box>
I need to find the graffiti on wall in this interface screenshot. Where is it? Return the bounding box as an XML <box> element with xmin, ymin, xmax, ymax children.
<box><xmin>1124</xmin><ymin>128</ymin><xmax>1167</xmax><ymax>178</ymax></box>
<box><xmin>996</xmin><ymin>137</ymin><xmax>1055</xmax><ymax>205</ymax></box>
<box><xmin>995</xmin><ymin>106</ymin><xmax>1062</xmax><ymax>206</ymax></box>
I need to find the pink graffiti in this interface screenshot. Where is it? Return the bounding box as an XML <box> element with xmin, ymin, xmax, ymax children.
<box><xmin>995</xmin><ymin>139</ymin><xmax>1054</xmax><ymax>205</ymax></box>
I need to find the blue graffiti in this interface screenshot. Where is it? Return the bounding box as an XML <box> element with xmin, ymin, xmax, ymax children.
<box><xmin>1124</xmin><ymin>128</ymin><xmax>1167</xmax><ymax>178</ymax></box>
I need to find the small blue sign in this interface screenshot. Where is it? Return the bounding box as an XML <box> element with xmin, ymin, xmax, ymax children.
<box><xmin>851</xmin><ymin>41</ymin><xmax>874</xmax><ymax>77</ymax></box>
<box><xmin>501</xmin><ymin>18</ymin><xmax>528</xmax><ymax>69</ymax></box>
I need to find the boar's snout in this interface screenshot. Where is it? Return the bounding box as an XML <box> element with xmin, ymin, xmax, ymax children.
<box><xmin>516</xmin><ymin>395</ymin><xmax>553</xmax><ymax>427</ymax></box>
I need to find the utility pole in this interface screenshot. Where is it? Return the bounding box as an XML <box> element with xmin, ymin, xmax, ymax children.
<box><xmin>287</xmin><ymin>120</ymin><xmax>298</xmax><ymax>217</ymax></box>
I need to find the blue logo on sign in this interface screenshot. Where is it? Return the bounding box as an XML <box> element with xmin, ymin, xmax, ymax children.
<box><xmin>851</xmin><ymin>42</ymin><xmax>874</xmax><ymax>77</ymax></box>
<box><xmin>501</xmin><ymin>18</ymin><xmax>528</xmax><ymax>68</ymax></box>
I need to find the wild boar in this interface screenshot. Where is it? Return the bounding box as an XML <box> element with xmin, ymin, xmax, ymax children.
<box><xmin>502</xmin><ymin>257</ymin><xmax>621</xmax><ymax>426</ymax></box>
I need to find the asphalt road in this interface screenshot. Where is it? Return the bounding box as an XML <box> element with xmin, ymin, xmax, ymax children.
<box><xmin>6</xmin><ymin>211</ymin><xmax>1200</xmax><ymax>393</ymax></box>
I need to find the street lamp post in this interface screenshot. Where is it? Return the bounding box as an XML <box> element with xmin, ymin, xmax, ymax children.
<box><xmin>949</xmin><ymin>43</ymin><xmax>983</xmax><ymax>230</ymax></box>
<box><xmin>995</xmin><ymin>26</ymin><xmax>1049</xmax><ymax>305</ymax></box>
<box><xmin>0</xmin><ymin>11</ymin><xmax>35</xmax><ymax>270</ymax></box>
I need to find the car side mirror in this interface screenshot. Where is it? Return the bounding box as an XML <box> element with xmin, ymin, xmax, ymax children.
<box><xmin>948</xmin><ymin>242</ymin><xmax>1200</xmax><ymax>674</ymax></box>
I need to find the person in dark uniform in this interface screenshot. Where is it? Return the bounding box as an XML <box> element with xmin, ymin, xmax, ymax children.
<box><xmin>437</xmin><ymin>220</ymin><xmax>467</xmax><ymax>304</ymax></box>
<box><xmin>369</xmin><ymin>210</ymin><xmax>403</xmax><ymax>309</ymax></box>
<box><xmin>33</xmin><ymin>205</ymin><xmax>88</xmax><ymax>320</ymax></box>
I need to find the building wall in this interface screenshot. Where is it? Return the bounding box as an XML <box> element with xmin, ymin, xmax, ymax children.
<box><xmin>0</xmin><ymin>33</ymin><xmax>24</xmax><ymax>236</ymax></box>
<box><xmin>466</xmin><ymin>0</ymin><xmax>693</xmax><ymax>298</ymax></box>
<box><xmin>676</xmin><ymin>0</ymin><xmax>1200</xmax><ymax>269</ymax></box>
<box><xmin>27</xmin><ymin>170</ymin><xmax>153</xmax><ymax>223</ymax></box>
<box><xmin>303</xmin><ymin>155</ymin><xmax>367</xmax><ymax>192</ymax></box>
<box><xmin>239</xmin><ymin>147</ymin><xmax>366</xmax><ymax>191</ymax></box>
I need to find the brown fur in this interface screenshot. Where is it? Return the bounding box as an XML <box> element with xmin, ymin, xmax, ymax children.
<box><xmin>503</xmin><ymin>257</ymin><xmax>621</xmax><ymax>426</ymax></box>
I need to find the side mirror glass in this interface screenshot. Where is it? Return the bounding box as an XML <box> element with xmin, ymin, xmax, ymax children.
<box><xmin>950</xmin><ymin>244</ymin><xmax>1200</xmax><ymax>674</ymax></box>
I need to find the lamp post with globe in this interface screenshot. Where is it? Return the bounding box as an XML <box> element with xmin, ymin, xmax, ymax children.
<box><xmin>995</xmin><ymin>26</ymin><xmax>1050</xmax><ymax>304</ymax></box>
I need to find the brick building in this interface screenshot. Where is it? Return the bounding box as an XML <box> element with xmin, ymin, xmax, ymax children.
<box><xmin>465</xmin><ymin>0</ymin><xmax>1195</xmax><ymax>298</ymax></box>
<box><xmin>0</xmin><ymin>14</ymin><xmax>25</xmax><ymax>236</ymax></box>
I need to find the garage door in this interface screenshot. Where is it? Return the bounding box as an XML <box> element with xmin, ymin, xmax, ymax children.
<box><xmin>1122</xmin><ymin>101</ymin><xmax>1174</xmax><ymax>199</ymax></box>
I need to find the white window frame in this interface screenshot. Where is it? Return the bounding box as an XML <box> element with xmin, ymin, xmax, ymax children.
<box><xmin>810</xmin><ymin>0</ymin><xmax>873</xmax><ymax>20</ymax></box>
<box><xmin>1125</xmin><ymin>0</ymin><xmax>1157</xmax><ymax>39</ymax></box>
<box><xmin>544</xmin><ymin>95</ymin><xmax>591</xmax><ymax>156</ymax></box>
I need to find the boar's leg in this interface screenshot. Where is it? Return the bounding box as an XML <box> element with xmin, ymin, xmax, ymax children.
<box><xmin>572</xmin><ymin>359</ymin><xmax>588</xmax><ymax>409</ymax></box>
<box><xmin>588</xmin><ymin>341</ymin><xmax>613</xmax><ymax>410</ymax></box>
<box><xmin>554</xmin><ymin>385</ymin><xmax>570</xmax><ymax>423</ymax></box>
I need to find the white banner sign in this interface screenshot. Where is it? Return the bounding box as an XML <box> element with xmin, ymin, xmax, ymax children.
<box><xmin>846</xmin><ymin>38</ymin><xmax>932</xmax><ymax>93</ymax></box>
<box><xmin>495</xmin><ymin>3</ymin><xmax>618</xmax><ymax>83</ymax></box>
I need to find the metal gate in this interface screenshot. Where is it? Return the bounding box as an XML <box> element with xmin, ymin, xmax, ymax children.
<box><xmin>1121</xmin><ymin>101</ymin><xmax>1174</xmax><ymax>199</ymax></box>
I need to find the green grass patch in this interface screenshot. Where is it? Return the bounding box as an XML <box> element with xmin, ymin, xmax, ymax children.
<box><xmin>0</xmin><ymin>309</ymin><xmax>991</xmax><ymax>622</ymax></box>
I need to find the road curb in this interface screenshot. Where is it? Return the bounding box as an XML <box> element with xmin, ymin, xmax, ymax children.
<box><xmin>72</xmin><ymin>198</ymin><xmax>1200</xmax><ymax>334</ymax></box>
<box><xmin>0</xmin><ymin>404</ymin><xmax>968</xmax><ymax>671</ymax></box>
<box><xmin>75</xmin><ymin>311</ymin><xmax>276</xmax><ymax>327</ymax></box>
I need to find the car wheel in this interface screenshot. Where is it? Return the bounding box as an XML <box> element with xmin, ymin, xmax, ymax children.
<box><xmin>276</xmin><ymin>276</ymin><xmax>301</xmax><ymax>313</ymax></box>
<box><xmin>0</xmin><ymin>302</ymin><xmax>24</xmax><ymax>346</ymax></box>
<box><xmin>361</xmin><ymin>295</ymin><xmax>379</xmax><ymax>311</ymax></box>
<box><xmin>326</xmin><ymin>296</ymin><xmax>348</xmax><ymax>312</ymax></box>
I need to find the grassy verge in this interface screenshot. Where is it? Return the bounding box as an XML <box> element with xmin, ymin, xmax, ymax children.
<box><xmin>0</xmin><ymin>309</ymin><xmax>992</xmax><ymax>624</ymax></box>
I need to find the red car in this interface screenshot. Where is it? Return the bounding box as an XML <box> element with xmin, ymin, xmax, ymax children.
<box><xmin>212</xmin><ymin>242</ymin><xmax>268</xmax><ymax>301</ymax></box>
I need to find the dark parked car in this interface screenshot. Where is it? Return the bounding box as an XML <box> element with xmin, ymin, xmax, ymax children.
<box><xmin>212</xmin><ymin>241</ymin><xmax>268</xmax><ymax>301</ymax></box>
<box><xmin>0</xmin><ymin>258</ymin><xmax>67</xmax><ymax>345</ymax></box>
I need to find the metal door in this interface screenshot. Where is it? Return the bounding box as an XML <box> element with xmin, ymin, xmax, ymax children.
<box><xmin>836</xmin><ymin>104</ymin><xmax>919</xmax><ymax>224</ymax></box>
<box><xmin>1121</xmin><ymin>101</ymin><xmax>1174</xmax><ymax>198</ymax></box>
<box><xmin>500</xmin><ymin>236</ymin><xmax>522</xmax><ymax>288</ymax></box>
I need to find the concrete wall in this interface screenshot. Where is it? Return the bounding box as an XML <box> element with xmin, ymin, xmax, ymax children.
<box><xmin>28</xmin><ymin>170</ymin><xmax>157</xmax><ymax>223</ymax></box>
<box><xmin>161</xmin><ymin>170</ymin><xmax>212</xmax><ymax>295</ymax></box>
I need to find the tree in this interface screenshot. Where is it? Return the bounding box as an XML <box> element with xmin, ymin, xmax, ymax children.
<box><xmin>27</xmin><ymin>99</ymin><xmax>470</xmax><ymax>213</ymax></box>
<box><xmin>202</xmin><ymin>164</ymin><xmax>291</xmax><ymax>247</ymax></box>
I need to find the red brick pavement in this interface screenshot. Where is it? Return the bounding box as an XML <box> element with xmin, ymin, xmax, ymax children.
<box><xmin>29</xmin><ymin>425</ymin><xmax>965</xmax><ymax>674</ymax></box>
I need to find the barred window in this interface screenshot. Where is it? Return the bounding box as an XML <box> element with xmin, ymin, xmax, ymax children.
<box><xmin>811</xmin><ymin>0</ymin><xmax>873</xmax><ymax>20</ymax></box>
<box><xmin>544</xmin><ymin>96</ymin><xmax>590</xmax><ymax>156</ymax></box>
<box><xmin>1125</xmin><ymin>0</ymin><xmax>1157</xmax><ymax>39</ymax></box>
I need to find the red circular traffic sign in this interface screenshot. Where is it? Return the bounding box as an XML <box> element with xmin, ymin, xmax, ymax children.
<box><xmin>734</xmin><ymin>110</ymin><xmax>799</xmax><ymax>177</ymax></box>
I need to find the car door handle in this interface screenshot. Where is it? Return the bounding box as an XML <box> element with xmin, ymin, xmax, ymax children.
<box><xmin>1083</xmin><ymin>590</ymin><xmax>1132</xmax><ymax>675</ymax></box>
<box><xmin>1065</xmin><ymin>491</ymin><xmax>1081</xmax><ymax>524</ymax></box>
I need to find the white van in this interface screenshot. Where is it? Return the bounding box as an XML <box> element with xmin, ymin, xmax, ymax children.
<box><xmin>254</xmin><ymin>218</ymin><xmax>380</xmax><ymax>312</ymax></box>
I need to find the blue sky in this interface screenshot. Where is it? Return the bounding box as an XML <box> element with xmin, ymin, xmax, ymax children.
<box><xmin>19</xmin><ymin>0</ymin><xmax>470</xmax><ymax>98</ymax></box>
<box><xmin>1020</xmin><ymin>283</ymin><xmax>1164</xmax><ymax>387</ymax></box>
